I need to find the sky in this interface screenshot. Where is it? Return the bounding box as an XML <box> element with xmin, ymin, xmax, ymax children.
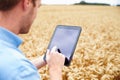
<box><xmin>41</xmin><ymin>0</ymin><xmax>120</xmax><ymax>6</ymax></box>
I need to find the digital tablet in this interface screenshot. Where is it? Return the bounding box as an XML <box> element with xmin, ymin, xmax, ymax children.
<box><xmin>44</xmin><ymin>25</ymin><xmax>82</xmax><ymax>66</ymax></box>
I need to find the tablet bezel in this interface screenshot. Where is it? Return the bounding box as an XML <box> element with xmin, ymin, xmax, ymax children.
<box><xmin>47</xmin><ymin>25</ymin><xmax>82</xmax><ymax>66</ymax></box>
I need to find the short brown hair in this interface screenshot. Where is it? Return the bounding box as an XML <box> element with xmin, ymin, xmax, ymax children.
<box><xmin>0</xmin><ymin>0</ymin><xmax>36</xmax><ymax>11</ymax></box>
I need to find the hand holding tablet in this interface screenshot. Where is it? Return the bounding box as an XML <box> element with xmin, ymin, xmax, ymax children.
<box><xmin>44</xmin><ymin>25</ymin><xmax>82</xmax><ymax>66</ymax></box>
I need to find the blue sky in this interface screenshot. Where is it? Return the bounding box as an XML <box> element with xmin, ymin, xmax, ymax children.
<box><xmin>41</xmin><ymin>0</ymin><xmax>120</xmax><ymax>5</ymax></box>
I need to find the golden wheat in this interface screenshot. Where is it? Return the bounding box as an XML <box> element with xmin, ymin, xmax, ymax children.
<box><xmin>20</xmin><ymin>5</ymin><xmax>120</xmax><ymax>80</ymax></box>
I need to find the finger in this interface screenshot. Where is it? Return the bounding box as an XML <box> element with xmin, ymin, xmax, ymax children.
<box><xmin>51</xmin><ymin>46</ymin><xmax>57</xmax><ymax>53</ymax></box>
<box><xmin>60</xmin><ymin>53</ymin><xmax>65</xmax><ymax>58</ymax></box>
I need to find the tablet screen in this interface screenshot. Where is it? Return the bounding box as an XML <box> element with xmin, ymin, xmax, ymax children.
<box><xmin>48</xmin><ymin>25</ymin><xmax>82</xmax><ymax>63</ymax></box>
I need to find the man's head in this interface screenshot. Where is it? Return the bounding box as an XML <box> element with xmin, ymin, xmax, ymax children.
<box><xmin>0</xmin><ymin>0</ymin><xmax>37</xmax><ymax>11</ymax></box>
<box><xmin>0</xmin><ymin>0</ymin><xmax>41</xmax><ymax>34</ymax></box>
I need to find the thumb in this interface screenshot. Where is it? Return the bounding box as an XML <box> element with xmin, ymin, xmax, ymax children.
<box><xmin>46</xmin><ymin>49</ymin><xmax>50</xmax><ymax>55</ymax></box>
<box><xmin>45</xmin><ymin>49</ymin><xmax>50</xmax><ymax>63</ymax></box>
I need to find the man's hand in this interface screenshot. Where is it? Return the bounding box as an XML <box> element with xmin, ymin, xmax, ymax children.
<box><xmin>31</xmin><ymin>55</ymin><xmax>47</xmax><ymax>69</ymax></box>
<box><xmin>46</xmin><ymin>46</ymin><xmax>65</xmax><ymax>80</ymax></box>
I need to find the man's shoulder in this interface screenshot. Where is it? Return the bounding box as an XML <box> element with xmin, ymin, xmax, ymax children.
<box><xmin>0</xmin><ymin>41</ymin><xmax>40</xmax><ymax>80</ymax></box>
<box><xmin>0</xmin><ymin>54</ymin><xmax>40</xmax><ymax>80</ymax></box>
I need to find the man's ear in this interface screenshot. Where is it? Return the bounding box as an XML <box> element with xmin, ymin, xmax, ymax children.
<box><xmin>22</xmin><ymin>0</ymin><xmax>31</xmax><ymax>11</ymax></box>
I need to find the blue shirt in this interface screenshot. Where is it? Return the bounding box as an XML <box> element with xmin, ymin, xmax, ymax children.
<box><xmin>0</xmin><ymin>27</ymin><xmax>40</xmax><ymax>80</ymax></box>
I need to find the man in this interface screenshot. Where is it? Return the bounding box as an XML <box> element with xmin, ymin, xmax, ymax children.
<box><xmin>0</xmin><ymin>0</ymin><xmax>65</xmax><ymax>80</ymax></box>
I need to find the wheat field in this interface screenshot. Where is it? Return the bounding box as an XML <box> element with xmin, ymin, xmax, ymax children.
<box><xmin>19</xmin><ymin>5</ymin><xmax>120</xmax><ymax>80</ymax></box>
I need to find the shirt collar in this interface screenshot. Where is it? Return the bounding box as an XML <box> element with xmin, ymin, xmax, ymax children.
<box><xmin>0</xmin><ymin>27</ymin><xmax>23</xmax><ymax>48</ymax></box>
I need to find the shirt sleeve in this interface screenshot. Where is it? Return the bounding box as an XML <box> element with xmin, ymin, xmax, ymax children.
<box><xmin>12</xmin><ymin>65</ymin><xmax>40</xmax><ymax>80</ymax></box>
